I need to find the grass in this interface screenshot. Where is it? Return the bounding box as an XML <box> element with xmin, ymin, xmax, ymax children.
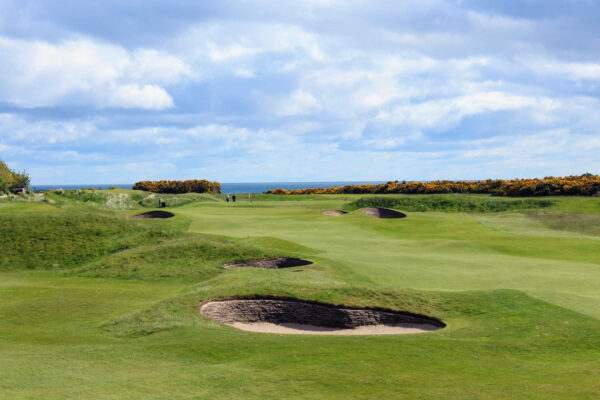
<box><xmin>138</xmin><ymin>192</ymin><xmax>222</xmax><ymax>208</ymax></box>
<box><xmin>530</xmin><ymin>212</ymin><xmax>600</xmax><ymax>236</ymax></box>
<box><xmin>1</xmin><ymin>192</ymin><xmax>599</xmax><ymax>399</ymax></box>
<box><xmin>66</xmin><ymin>236</ymin><xmax>275</xmax><ymax>282</ymax></box>
<box><xmin>0</xmin><ymin>213</ymin><xmax>181</xmax><ymax>270</ymax></box>
<box><xmin>344</xmin><ymin>194</ymin><xmax>554</xmax><ymax>212</ymax></box>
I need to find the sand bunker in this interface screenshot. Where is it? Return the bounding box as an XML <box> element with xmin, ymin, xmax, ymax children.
<box><xmin>223</xmin><ymin>258</ymin><xmax>312</xmax><ymax>269</ymax></box>
<box><xmin>200</xmin><ymin>298</ymin><xmax>445</xmax><ymax>335</ymax></box>
<box><xmin>131</xmin><ymin>210</ymin><xmax>175</xmax><ymax>219</ymax></box>
<box><xmin>359</xmin><ymin>207</ymin><xmax>407</xmax><ymax>219</ymax></box>
<box><xmin>322</xmin><ymin>210</ymin><xmax>348</xmax><ymax>216</ymax></box>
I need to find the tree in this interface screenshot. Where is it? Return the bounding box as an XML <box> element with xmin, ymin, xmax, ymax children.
<box><xmin>0</xmin><ymin>160</ymin><xmax>31</xmax><ymax>193</ymax></box>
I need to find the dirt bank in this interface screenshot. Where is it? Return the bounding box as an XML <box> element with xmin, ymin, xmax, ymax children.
<box><xmin>359</xmin><ymin>207</ymin><xmax>406</xmax><ymax>219</ymax></box>
<box><xmin>200</xmin><ymin>298</ymin><xmax>445</xmax><ymax>335</ymax></box>
<box><xmin>131</xmin><ymin>210</ymin><xmax>175</xmax><ymax>219</ymax></box>
<box><xmin>223</xmin><ymin>258</ymin><xmax>312</xmax><ymax>269</ymax></box>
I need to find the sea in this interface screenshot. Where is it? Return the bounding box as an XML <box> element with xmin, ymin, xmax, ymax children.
<box><xmin>32</xmin><ymin>181</ymin><xmax>387</xmax><ymax>194</ymax></box>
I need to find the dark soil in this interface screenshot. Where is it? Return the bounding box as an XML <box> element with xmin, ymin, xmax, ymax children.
<box><xmin>223</xmin><ymin>257</ymin><xmax>313</xmax><ymax>269</ymax></box>
<box><xmin>200</xmin><ymin>298</ymin><xmax>445</xmax><ymax>329</ymax></box>
<box><xmin>131</xmin><ymin>211</ymin><xmax>175</xmax><ymax>219</ymax></box>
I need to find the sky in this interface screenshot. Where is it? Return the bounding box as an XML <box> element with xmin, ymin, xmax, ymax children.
<box><xmin>0</xmin><ymin>0</ymin><xmax>599</xmax><ymax>184</ymax></box>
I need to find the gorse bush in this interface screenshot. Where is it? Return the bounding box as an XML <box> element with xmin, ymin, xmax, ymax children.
<box><xmin>345</xmin><ymin>196</ymin><xmax>554</xmax><ymax>213</ymax></box>
<box><xmin>265</xmin><ymin>174</ymin><xmax>600</xmax><ymax>197</ymax></box>
<box><xmin>133</xmin><ymin>179</ymin><xmax>221</xmax><ymax>194</ymax></box>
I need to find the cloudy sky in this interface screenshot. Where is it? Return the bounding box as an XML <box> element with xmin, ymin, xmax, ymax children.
<box><xmin>0</xmin><ymin>0</ymin><xmax>599</xmax><ymax>184</ymax></box>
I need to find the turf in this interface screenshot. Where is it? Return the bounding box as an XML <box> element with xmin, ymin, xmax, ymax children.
<box><xmin>1</xmin><ymin>193</ymin><xmax>599</xmax><ymax>399</ymax></box>
<box><xmin>344</xmin><ymin>194</ymin><xmax>554</xmax><ymax>212</ymax></box>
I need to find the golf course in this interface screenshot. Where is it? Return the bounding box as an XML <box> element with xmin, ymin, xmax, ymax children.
<box><xmin>1</xmin><ymin>189</ymin><xmax>599</xmax><ymax>399</ymax></box>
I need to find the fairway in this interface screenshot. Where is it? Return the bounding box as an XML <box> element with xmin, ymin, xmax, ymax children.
<box><xmin>1</xmin><ymin>194</ymin><xmax>599</xmax><ymax>399</ymax></box>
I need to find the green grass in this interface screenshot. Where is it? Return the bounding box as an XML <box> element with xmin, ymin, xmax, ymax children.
<box><xmin>138</xmin><ymin>192</ymin><xmax>222</xmax><ymax>208</ymax></box>
<box><xmin>1</xmin><ymin>193</ymin><xmax>600</xmax><ymax>399</ymax></box>
<box><xmin>344</xmin><ymin>194</ymin><xmax>554</xmax><ymax>212</ymax></box>
<box><xmin>43</xmin><ymin>189</ymin><xmax>140</xmax><ymax>210</ymax></box>
<box><xmin>529</xmin><ymin>212</ymin><xmax>600</xmax><ymax>236</ymax></box>
<box><xmin>0</xmin><ymin>213</ymin><xmax>182</xmax><ymax>270</ymax></box>
<box><xmin>66</xmin><ymin>236</ymin><xmax>274</xmax><ymax>282</ymax></box>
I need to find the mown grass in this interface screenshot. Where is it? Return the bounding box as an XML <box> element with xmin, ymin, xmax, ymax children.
<box><xmin>344</xmin><ymin>195</ymin><xmax>554</xmax><ymax>212</ymax></box>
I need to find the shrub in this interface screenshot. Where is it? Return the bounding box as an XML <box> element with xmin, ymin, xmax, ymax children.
<box><xmin>132</xmin><ymin>179</ymin><xmax>221</xmax><ymax>194</ymax></box>
<box><xmin>265</xmin><ymin>174</ymin><xmax>600</xmax><ymax>197</ymax></box>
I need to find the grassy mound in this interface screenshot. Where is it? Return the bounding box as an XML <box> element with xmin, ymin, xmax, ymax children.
<box><xmin>345</xmin><ymin>195</ymin><xmax>554</xmax><ymax>213</ymax></box>
<box><xmin>67</xmin><ymin>237</ymin><xmax>273</xmax><ymax>281</ymax></box>
<box><xmin>530</xmin><ymin>212</ymin><xmax>600</xmax><ymax>236</ymax></box>
<box><xmin>138</xmin><ymin>192</ymin><xmax>221</xmax><ymax>208</ymax></box>
<box><xmin>0</xmin><ymin>213</ymin><xmax>180</xmax><ymax>270</ymax></box>
<box><xmin>43</xmin><ymin>190</ymin><xmax>138</xmax><ymax>209</ymax></box>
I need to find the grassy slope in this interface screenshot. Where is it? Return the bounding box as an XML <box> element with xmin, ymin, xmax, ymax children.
<box><xmin>1</xmin><ymin>194</ymin><xmax>599</xmax><ymax>399</ymax></box>
<box><xmin>179</xmin><ymin>199</ymin><xmax>600</xmax><ymax>319</ymax></box>
<box><xmin>344</xmin><ymin>194</ymin><xmax>554</xmax><ymax>212</ymax></box>
<box><xmin>0</xmin><ymin>213</ymin><xmax>181</xmax><ymax>270</ymax></box>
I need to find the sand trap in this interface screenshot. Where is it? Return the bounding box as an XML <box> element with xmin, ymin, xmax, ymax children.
<box><xmin>131</xmin><ymin>210</ymin><xmax>175</xmax><ymax>219</ymax></box>
<box><xmin>359</xmin><ymin>207</ymin><xmax>407</xmax><ymax>219</ymax></box>
<box><xmin>200</xmin><ymin>298</ymin><xmax>445</xmax><ymax>335</ymax></box>
<box><xmin>322</xmin><ymin>210</ymin><xmax>348</xmax><ymax>216</ymax></box>
<box><xmin>223</xmin><ymin>257</ymin><xmax>312</xmax><ymax>269</ymax></box>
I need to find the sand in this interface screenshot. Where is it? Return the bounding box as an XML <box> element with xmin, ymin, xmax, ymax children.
<box><xmin>223</xmin><ymin>257</ymin><xmax>312</xmax><ymax>269</ymax></box>
<box><xmin>322</xmin><ymin>210</ymin><xmax>348</xmax><ymax>216</ymax></box>
<box><xmin>227</xmin><ymin>321</ymin><xmax>441</xmax><ymax>335</ymax></box>
<box><xmin>200</xmin><ymin>298</ymin><xmax>445</xmax><ymax>336</ymax></box>
<box><xmin>359</xmin><ymin>207</ymin><xmax>406</xmax><ymax>219</ymax></box>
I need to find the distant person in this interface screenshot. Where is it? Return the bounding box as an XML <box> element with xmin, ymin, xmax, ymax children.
<box><xmin>232</xmin><ymin>195</ymin><xmax>236</xmax><ymax>202</ymax></box>
<box><xmin>226</xmin><ymin>194</ymin><xmax>230</xmax><ymax>202</ymax></box>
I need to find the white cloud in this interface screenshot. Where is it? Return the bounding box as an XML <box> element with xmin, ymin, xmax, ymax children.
<box><xmin>523</xmin><ymin>58</ymin><xmax>600</xmax><ymax>81</ymax></box>
<box><xmin>276</xmin><ymin>90</ymin><xmax>320</xmax><ymax>116</ymax></box>
<box><xmin>108</xmin><ymin>84</ymin><xmax>174</xmax><ymax>109</ymax></box>
<box><xmin>208</xmin><ymin>43</ymin><xmax>262</xmax><ymax>61</ymax></box>
<box><xmin>234</xmin><ymin>68</ymin><xmax>255</xmax><ymax>78</ymax></box>
<box><xmin>0</xmin><ymin>36</ymin><xmax>191</xmax><ymax>109</ymax></box>
<box><xmin>377</xmin><ymin>91</ymin><xmax>549</xmax><ymax>128</ymax></box>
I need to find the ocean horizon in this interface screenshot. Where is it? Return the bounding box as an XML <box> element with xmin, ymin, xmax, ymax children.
<box><xmin>31</xmin><ymin>181</ymin><xmax>388</xmax><ymax>194</ymax></box>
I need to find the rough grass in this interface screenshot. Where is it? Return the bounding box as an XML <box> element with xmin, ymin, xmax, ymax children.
<box><xmin>0</xmin><ymin>213</ymin><xmax>181</xmax><ymax>270</ymax></box>
<box><xmin>67</xmin><ymin>236</ymin><xmax>274</xmax><ymax>282</ymax></box>
<box><xmin>530</xmin><ymin>212</ymin><xmax>600</xmax><ymax>236</ymax></box>
<box><xmin>43</xmin><ymin>190</ymin><xmax>138</xmax><ymax>209</ymax></box>
<box><xmin>344</xmin><ymin>195</ymin><xmax>554</xmax><ymax>213</ymax></box>
<box><xmin>139</xmin><ymin>192</ymin><xmax>221</xmax><ymax>208</ymax></box>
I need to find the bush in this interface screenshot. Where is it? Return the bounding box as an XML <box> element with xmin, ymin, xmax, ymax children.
<box><xmin>265</xmin><ymin>174</ymin><xmax>600</xmax><ymax>197</ymax></box>
<box><xmin>133</xmin><ymin>179</ymin><xmax>221</xmax><ymax>194</ymax></box>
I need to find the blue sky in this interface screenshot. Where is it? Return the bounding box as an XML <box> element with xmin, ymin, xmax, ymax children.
<box><xmin>0</xmin><ymin>0</ymin><xmax>599</xmax><ymax>184</ymax></box>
